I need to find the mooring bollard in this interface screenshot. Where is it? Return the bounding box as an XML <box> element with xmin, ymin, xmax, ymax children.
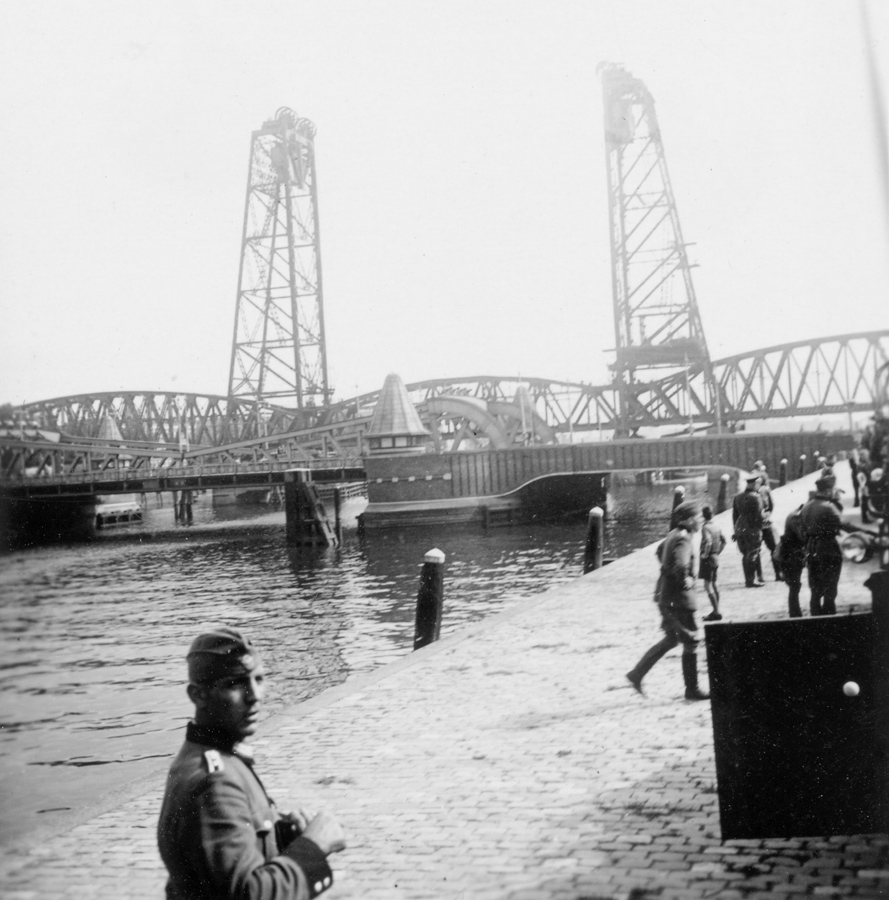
<box><xmin>584</xmin><ymin>507</ymin><xmax>604</xmax><ymax>573</ymax></box>
<box><xmin>798</xmin><ymin>454</ymin><xmax>806</xmax><ymax>479</ymax></box>
<box><xmin>779</xmin><ymin>458</ymin><xmax>788</xmax><ymax>486</ymax></box>
<box><xmin>669</xmin><ymin>485</ymin><xmax>686</xmax><ymax>528</ymax></box>
<box><xmin>716</xmin><ymin>474</ymin><xmax>730</xmax><ymax>514</ymax></box>
<box><xmin>414</xmin><ymin>548</ymin><xmax>446</xmax><ymax>650</ymax></box>
<box><xmin>812</xmin><ymin>451</ymin><xmax>822</xmax><ymax>472</ymax></box>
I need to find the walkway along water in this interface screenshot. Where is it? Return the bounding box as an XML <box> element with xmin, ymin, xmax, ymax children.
<box><xmin>1</xmin><ymin>461</ymin><xmax>886</xmax><ymax>900</ymax></box>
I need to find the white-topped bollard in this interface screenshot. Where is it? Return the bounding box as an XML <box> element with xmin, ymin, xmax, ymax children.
<box><xmin>414</xmin><ymin>549</ymin><xmax>446</xmax><ymax>650</ymax></box>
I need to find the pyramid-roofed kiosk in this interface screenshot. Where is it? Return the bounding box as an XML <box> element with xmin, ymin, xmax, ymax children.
<box><xmin>365</xmin><ymin>373</ymin><xmax>430</xmax><ymax>455</ymax></box>
<box><xmin>97</xmin><ymin>415</ymin><xmax>124</xmax><ymax>442</ymax></box>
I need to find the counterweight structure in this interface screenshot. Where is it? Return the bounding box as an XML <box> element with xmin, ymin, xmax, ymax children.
<box><xmin>228</xmin><ymin>108</ymin><xmax>330</xmax><ymax>407</ymax></box>
<box><xmin>600</xmin><ymin>64</ymin><xmax>715</xmax><ymax>436</ymax></box>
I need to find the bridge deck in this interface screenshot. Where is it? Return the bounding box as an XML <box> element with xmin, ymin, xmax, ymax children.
<box><xmin>0</xmin><ymin>462</ymin><xmax>367</xmax><ymax>498</ymax></box>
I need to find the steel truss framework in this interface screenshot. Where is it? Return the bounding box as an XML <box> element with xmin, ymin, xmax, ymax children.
<box><xmin>10</xmin><ymin>332</ymin><xmax>887</xmax><ymax>470</ymax></box>
<box><xmin>228</xmin><ymin>107</ymin><xmax>330</xmax><ymax>406</ymax></box>
<box><xmin>600</xmin><ymin>63</ymin><xmax>714</xmax><ymax>435</ymax></box>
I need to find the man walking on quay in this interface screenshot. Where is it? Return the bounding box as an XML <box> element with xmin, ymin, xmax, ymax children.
<box><xmin>732</xmin><ymin>472</ymin><xmax>765</xmax><ymax>588</ymax></box>
<box><xmin>158</xmin><ymin>626</ymin><xmax>346</xmax><ymax>900</ymax></box>
<box><xmin>626</xmin><ymin>500</ymin><xmax>710</xmax><ymax>701</ymax></box>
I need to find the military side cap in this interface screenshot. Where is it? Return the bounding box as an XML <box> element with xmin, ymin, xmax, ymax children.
<box><xmin>673</xmin><ymin>499</ymin><xmax>700</xmax><ymax>521</ymax></box>
<box><xmin>815</xmin><ymin>475</ymin><xmax>836</xmax><ymax>491</ymax></box>
<box><xmin>187</xmin><ymin>626</ymin><xmax>259</xmax><ymax>685</ymax></box>
<box><xmin>744</xmin><ymin>472</ymin><xmax>759</xmax><ymax>482</ymax></box>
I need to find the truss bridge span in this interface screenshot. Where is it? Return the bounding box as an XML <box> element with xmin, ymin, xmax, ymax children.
<box><xmin>351</xmin><ymin>330</ymin><xmax>889</xmax><ymax>442</ymax></box>
<box><xmin>11</xmin><ymin>330</ymin><xmax>888</xmax><ymax>456</ymax></box>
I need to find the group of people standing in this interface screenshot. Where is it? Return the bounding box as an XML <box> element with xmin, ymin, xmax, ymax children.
<box><xmin>731</xmin><ymin>460</ymin><xmax>871</xmax><ymax>617</ymax></box>
<box><xmin>627</xmin><ymin>457</ymin><xmax>873</xmax><ymax>700</ymax></box>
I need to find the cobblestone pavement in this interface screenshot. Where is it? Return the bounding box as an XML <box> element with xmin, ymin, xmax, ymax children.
<box><xmin>2</xmin><ymin>461</ymin><xmax>887</xmax><ymax>900</ymax></box>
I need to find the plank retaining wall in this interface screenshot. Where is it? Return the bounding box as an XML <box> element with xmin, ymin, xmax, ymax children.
<box><xmin>364</xmin><ymin>431</ymin><xmax>855</xmax><ymax>508</ymax></box>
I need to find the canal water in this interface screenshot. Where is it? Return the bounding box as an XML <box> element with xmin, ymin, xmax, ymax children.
<box><xmin>0</xmin><ymin>476</ymin><xmax>713</xmax><ymax>843</ymax></box>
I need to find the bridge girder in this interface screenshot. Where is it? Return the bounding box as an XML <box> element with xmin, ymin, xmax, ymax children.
<box><xmin>10</xmin><ymin>331</ymin><xmax>888</xmax><ymax>461</ymax></box>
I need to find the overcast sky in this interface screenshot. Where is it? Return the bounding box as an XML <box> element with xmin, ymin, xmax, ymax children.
<box><xmin>1</xmin><ymin>0</ymin><xmax>888</xmax><ymax>407</ymax></box>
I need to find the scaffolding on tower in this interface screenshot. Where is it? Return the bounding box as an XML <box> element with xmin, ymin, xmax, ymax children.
<box><xmin>599</xmin><ymin>64</ymin><xmax>717</xmax><ymax>436</ymax></box>
<box><xmin>228</xmin><ymin>107</ymin><xmax>331</xmax><ymax>408</ymax></box>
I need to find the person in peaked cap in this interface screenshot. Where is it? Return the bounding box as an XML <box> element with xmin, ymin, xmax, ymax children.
<box><xmin>755</xmin><ymin>470</ymin><xmax>783</xmax><ymax>583</ymax></box>
<box><xmin>626</xmin><ymin>499</ymin><xmax>710</xmax><ymax>701</ymax></box>
<box><xmin>158</xmin><ymin>626</ymin><xmax>345</xmax><ymax>900</ymax></box>
<box><xmin>732</xmin><ymin>472</ymin><xmax>766</xmax><ymax>588</ymax></box>
<box><xmin>799</xmin><ymin>476</ymin><xmax>871</xmax><ymax>616</ymax></box>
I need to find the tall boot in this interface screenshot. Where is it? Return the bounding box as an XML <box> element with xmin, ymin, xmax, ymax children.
<box><xmin>626</xmin><ymin>636</ymin><xmax>674</xmax><ymax>694</ymax></box>
<box><xmin>787</xmin><ymin>583</ymin><xmax>803</xmax><ymax>618</ymax></box>
<box><xmin>742</xmin><ymin>556</ymin><xmax>759</xmax><ymax>588</ymax></box>
<box><xmin>682</xmin><ymin>653</ymin><xmax>710</xmax><ymax>701</ymax></box>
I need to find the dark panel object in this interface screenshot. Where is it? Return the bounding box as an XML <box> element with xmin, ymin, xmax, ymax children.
<box><xmin>705</xmin><ymin>586</ymin><xmax>889</xmax><ymax>839</ymax></box>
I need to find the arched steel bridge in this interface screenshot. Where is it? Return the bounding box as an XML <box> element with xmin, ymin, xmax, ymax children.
<box><xmin>7</xmin><ymin>331</ymin><xmax>887</xmax><ymax>470</ymax></box>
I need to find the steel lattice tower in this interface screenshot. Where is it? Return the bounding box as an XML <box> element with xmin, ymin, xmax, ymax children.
<box><xmin>228</xmin><ymin>108</ymin><xmax>330</xmax><ymax>407</ymax></box>
<box><xmin>599</xmin><ymin>64</ymin><xmax>714</xmax><ymax>436</ymax></box>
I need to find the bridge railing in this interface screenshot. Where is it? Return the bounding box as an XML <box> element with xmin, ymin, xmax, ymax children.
<box><xmin>0</xmin><ymin>456</ymin><xmax>366</xmax><ymax>489</ymax></box>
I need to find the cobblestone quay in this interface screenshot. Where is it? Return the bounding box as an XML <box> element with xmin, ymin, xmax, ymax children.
<box><xmin>2</xmin><ymin>462</ymin><xmax>886</xmax><ymax>900</ymax></box>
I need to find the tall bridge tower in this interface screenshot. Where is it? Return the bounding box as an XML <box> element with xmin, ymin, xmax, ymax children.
<box><xmin>228</xmin><ymin>108</ymin><xmax>331</xmax><ymax>408</ymax></box>
<box><xmin>600</xmin><ymin>64</ymin><xmax>715</xmax><ymax>436</ymax></box>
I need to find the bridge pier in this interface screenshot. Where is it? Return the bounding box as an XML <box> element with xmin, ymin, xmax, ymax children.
<box><xmin>283</xmin><ymin>470</ymin><xmax>339</xmax><ymax>548</ymax></box>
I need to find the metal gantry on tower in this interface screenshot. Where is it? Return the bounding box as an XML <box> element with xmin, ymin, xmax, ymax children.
<box><xmin>599</xmin><ymin>63</ymin><xmax>716</xmax><ymax>436</ymax></box>
<box><xmin>228</xmin><ymin>108</ymin><xmax>331</xmax><ymax>409</ymax></box>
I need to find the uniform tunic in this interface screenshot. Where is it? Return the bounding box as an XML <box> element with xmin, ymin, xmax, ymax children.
<box><xmin>799</xmin><ymin>490</ymin><xmax>854</xmax><ymax>615</ymax></box>
<box><xmin>654</xmin><ymin>526</ymin><xmax>699</xmax><ymax>648</ymax></box>
<box><xmin>732</xmin><ymin>486</ymin><xmax>765</xmax><ymax>584</ymax></box>
<box><xmin>732</xmin><ymin>487</ymin><xmax>764</xmax><ymax>542</ymax></box>
<box><xmin>158</xmin><ymin>723</ymin><xmax>333</xmax><ymax>900</ymax></box>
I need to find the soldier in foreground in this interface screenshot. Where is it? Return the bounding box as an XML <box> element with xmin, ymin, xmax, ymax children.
<box><xmin>626</xmin><ymin>500</ymin><xmax>710</xmax><ymax>701</ymax></box>
<box><xmin>158</xmin><ymin>627</ymin><xmax>346</xmax><ymax>900</ymax></box>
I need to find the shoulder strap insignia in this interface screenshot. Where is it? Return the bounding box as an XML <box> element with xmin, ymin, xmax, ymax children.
<box><xmin>203</xmin><ymin>749</ymin><xmax>224</xmax><ymax>773</ymax></box>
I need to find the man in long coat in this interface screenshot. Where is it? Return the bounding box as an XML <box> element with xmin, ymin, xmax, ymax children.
<box><xmin>732</xmin><ymin>472</ymin><xmax>765</xmax><ymax>588</ymax></box>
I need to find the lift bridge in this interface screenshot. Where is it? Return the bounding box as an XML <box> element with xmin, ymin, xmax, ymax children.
<box><xmin>3</xmin><ymin>71</ymin><xmax>888</xmax><ymax>482</ymax></box>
